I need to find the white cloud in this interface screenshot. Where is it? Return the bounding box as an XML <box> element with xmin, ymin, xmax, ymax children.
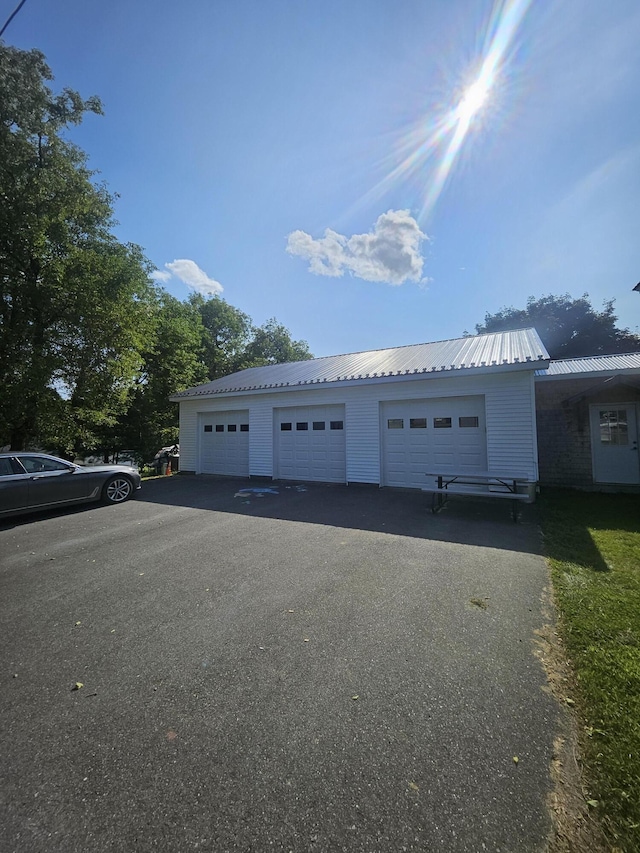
<box><xmin>153</xmin><ymin>259</ymin><xmax>223</xmax><ymax>295</ymax></box>
<box><xmin>286</xmin><ymin>210</ymin><xmax>427</xmax><ymax>285</ymax></box>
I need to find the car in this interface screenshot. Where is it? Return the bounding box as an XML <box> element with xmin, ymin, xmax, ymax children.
<box><xmin>0</xmin><ymin>452</ymin><xmax>142</xmax><ymax>519</ymax></box>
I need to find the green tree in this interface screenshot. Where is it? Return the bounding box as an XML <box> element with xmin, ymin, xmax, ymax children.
<box><xmin>470</xmin><ymin>293</ymin><xmax>640</xmax><ymax>359</ymax></box>
<box><xmin>115</xmin><ymin>293</ymin><xmax>208</xmax><ymax>461</ymax></box>
<box><xmin>190</xmin><ymin>293</ymin><xmax>254</xmax><ymax>380</ymax></box>
<box><xmin>0</xmin><ymin>43</ymin><xmax>156</xmax><ymax>452</ymax></box>
<box><xmin>245</xmin><ymin>318</ymin><xmax>313</xmax><ymax>366</ymax></box>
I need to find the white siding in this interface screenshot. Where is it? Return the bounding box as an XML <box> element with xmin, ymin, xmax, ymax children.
<box><xmin>178</xmin><ymin>369</ymin><xmax>539</xmax><ymax>483</ymax></box>
<box><xmin>178</xmin><ymin>403</ymin><xmax>198</xmax><ymax>472</ymax></box>
<box><xmin>345</xmin><ymin>399</ymin><xmax>380</xmax><ymax>483</ymax></box>
<box><xmin>249</xmin><ymin>402</ymin><xmax>273</xmax><ymax>477</ymax></box>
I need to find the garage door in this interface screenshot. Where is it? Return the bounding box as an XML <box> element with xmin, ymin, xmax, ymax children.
<box><xmin>275</xmin><ymin>405</ymin><xmax>346</xmax><ymax>483</ymax></box>
<box><xmin>200</xmin><ymin>411</ymin><xmax>249</xmax><ymax>476</ymax></box>
<box><xmin>382</xmin><ymin>396</ymin><xmax>486</xmax><ymax>488</ymax></box>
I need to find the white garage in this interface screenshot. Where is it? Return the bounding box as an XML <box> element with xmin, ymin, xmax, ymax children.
<box><xmin>173</xmin><ymin>329</ymin><xmax>550</xmax><ymax>487</ymax></box>
<box><xmin>381</xmin><ymin>396</ymin><xmax>487</xmax><ymax>488</ymax></box>
<box><xmin>275</xmin><ymin>404</ymin><xmax>346</xmax><ymax>482</ymax></box>
<box><xmin>199</xmin><ymin>410</ymin><xmax>249</xmax><ymax>476</ymax></box>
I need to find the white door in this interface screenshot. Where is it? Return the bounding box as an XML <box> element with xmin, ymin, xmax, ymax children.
<box><xmin>382</xmin><ymin>396</ymin><xmax>487</xmax><ymax>488</ymax></box>
<box><xmin>590</xmin><ymin>404</ymin><xmax>640</xmax><ymax>484</ymax></box>
<box><xmin>275</xmin><ymin>405</ymin><xmax>346</xmax><ymax>482</ymax></box>
<box><xmin>200</xmin><ymin>411</ymin><xmax>250</xmax><ymax>476</ymax></box>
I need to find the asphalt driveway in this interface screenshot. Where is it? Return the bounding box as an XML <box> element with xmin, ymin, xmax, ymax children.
<box><xmin>0</xmin><ymin>477</ymin><xmax>558</xmax><ymax>852</ymax></box>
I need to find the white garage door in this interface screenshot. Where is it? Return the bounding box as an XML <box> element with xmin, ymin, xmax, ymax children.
<box><xmin>275</xmin><ymin>405</ymin><xmax>346</xmax><ymax>483</ymax></box>
<box><xmin>382</xmin><ymin>396</ymin><xmax>486</xmax><ymax>488</ymax></box>
<box><xmin>200</xmin><ymin>411</ymin><xmax>250</xmax><ymax>476</ymax></box>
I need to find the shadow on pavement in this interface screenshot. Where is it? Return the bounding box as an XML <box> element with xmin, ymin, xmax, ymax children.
<box><xmin>136</xmin><ymin>474</ymin><xmax>543</xmax><ymax>555</ymax></box>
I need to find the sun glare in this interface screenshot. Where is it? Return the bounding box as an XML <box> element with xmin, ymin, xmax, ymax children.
<box><xmin>457</xmin><ymin>75</ymin><xmax>491</xmax><ymax>126</ymax></box>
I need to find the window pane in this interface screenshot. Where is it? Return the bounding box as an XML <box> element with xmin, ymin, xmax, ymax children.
<box><xmin>204</xmin><ymin>425</ymin><xmax>213</xmax><ymax>432</ymax></box>
<box><xmin>20</xmin><ymin>456</ymin><xmax>71</xmax><ymax>473</ymax></box>
<box><xmin>0</xmin><ymin>458</ymin><xmax>13</xmax><ymax>476</ymax></box>
<box><xmin>433</xmin><ymin>417</ymin><xmax>452</xmax><ymax>429</ymax></box>
<box><xmin>296</xmin><ymin>422</ymin><xmax>308</xmax><ymax>431</ymax></box>
<box><xmin>330</xmin><ymin>420</ymin><xmax>344</xmax><ymax>430</ymax></box>
<box><xmin>312</xmin><ymin>421</ymin><xmax>325</xmax><ymax>430</ymax></box>
<box><xmin>387</xmin><ymin>419</ymin><xmax>403</xmax><ymax>429</ymax></box>
<box><xmin>215</xmin><ymin>424</ymin><xmax>224</xmax><ymax>432</ymax></box>
<box><xmin>410</xmin><ymin>418</ymin><xmax>427</xmax><ymax>429</ymax></box>
<box><xmin>240</xmin><ymin>424</ymin><xmax>249</xmax><ymax>432</ymax></box>
<box><xmin>227</xmin><ymin>424</ymin><xmax>237</xmax><ymax>432</ymax></box>
<box><xmin>459</xmin><ymin>416</ymin><xmax>479</xmax><ymax>428</ymax></box>
<box><xmin>280</xmin><ymin>422</ymin><xmax>292</xmax><ymax>431</ymax></box>
<box><xmin>600</xmin><ymin>410</ymin><xmax>628</xmax><ymax>445</ymax></box>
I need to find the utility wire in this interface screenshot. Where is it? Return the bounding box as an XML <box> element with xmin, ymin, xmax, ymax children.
<box><xmin>0</xmin><ymin>0</ymin><xmax>29</xmax><ymax>38</ymax></box>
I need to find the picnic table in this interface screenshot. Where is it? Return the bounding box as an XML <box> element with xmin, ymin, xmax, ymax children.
<box><xmin>422</xmin><ymin>470</ymin><xmax>536</xmax><ymax>521</ymax></box>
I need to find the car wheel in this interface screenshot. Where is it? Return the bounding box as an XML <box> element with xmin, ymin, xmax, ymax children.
<box><xmin>102</xmin><ymin>475</ymin><xmax>134</xmax><ymax>504</ymax></box>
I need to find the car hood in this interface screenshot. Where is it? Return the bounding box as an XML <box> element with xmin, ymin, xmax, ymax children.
<box><xmin>79</xmin><ymin>464</ymin><xmax>139</xmax><ymax>476</ymax></box>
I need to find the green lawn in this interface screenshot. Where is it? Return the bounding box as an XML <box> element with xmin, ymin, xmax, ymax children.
<box><xmin>539</xmin><ymin>490</ymin><xmax>640</xmax><ymax>852</ymax></box>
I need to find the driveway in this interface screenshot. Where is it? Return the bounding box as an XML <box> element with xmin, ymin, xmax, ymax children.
<box><xmin>0</xmin><ymin>477</ymin><xmax>558</xmax><ymax>852</ymax></box>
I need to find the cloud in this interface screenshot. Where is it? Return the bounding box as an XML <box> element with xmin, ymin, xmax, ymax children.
<box><xmin>152</xmin><ymin>259</ymin><xmax>223</xmax><ymax>295</ymax></box>
<box><xmin>286</xmin><ymin>210</ymin><xmax>427</xmax><ymax>286</ymax></box>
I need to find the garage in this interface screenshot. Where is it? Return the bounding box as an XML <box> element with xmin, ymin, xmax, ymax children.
<box><xmin>275</xmin><ymin>405</ymin><xmax>346</xmax><ymax>482</ymax></box>
<box><xmin>173</xmin><ymin>329</ymin><xmax>548</xmax><ymax>485</ymax></box>
<box><xmin>381</xmin><ymin>396</ymin><xmax>487</xmax><ymax>488</ymax></box>
<box><xmin>200</xmin><ymin>410</ymin><xmax>249</xmax><ymax>476</ymax></box>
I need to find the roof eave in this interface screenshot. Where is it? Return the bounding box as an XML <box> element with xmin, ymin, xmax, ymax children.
<box><xmin>171</xmin><ymin>359</ymin><xmax>549</xmax><ymax>402</ymax></box>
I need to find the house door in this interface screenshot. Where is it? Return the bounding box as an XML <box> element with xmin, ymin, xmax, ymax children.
<box><xmin>590</xmin><ymin>404</ymin><xmax>640</xmax><ymax>484</ymax></box>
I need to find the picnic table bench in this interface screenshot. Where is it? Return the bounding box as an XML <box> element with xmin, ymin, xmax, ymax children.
<box><xmin>422</xmin><ymin>470</ymin><xmax>536</xmax><ymax>521</ymax></box>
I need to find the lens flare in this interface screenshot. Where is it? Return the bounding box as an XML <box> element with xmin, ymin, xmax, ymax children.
<box><xmin>348</xmin><ymin>0</ymin><xmax>533</xmax><ymax>226</ymax></box>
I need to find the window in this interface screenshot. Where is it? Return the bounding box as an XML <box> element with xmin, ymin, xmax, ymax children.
<box><xmin>240</xmin><ymin>424</ymin><xmax>249</xmax><ymax>432</ymax></box>
<box><xmin>330</xmin><ymin>421</ymin><xmax>344</xmax><ymax>430</ymax></box>
<box><xmin>387</xmin><ymin>419</ymin><xmax>403</xmax><ymax>429</ymax></box>
<box><xmin>599</xmin><ymin>410</ymin><xmax>628</xmax><ymax>445</ymax></box>
<box><xmin>280</xmin><ymin>422</ymin><xmax>292</xmax><ymax>431</ymax></box>
<box><xmin>227</xmin><ymin>424</ymin><xmax>237</xmax><ymax>432</ymax></box>
<box><xmin>215</xmin><ymin>425</ymin><xmax>224</xmax><ymax>433</ymax></box>
<box><xmin>433</xmin><ymin>417</ymin><xmax>452</xmax><ymax>429</ymax></box>
<box><xmin>312</xmin><ymin>421</ymin><xmax>325</xmax><ymax>430</ymax></box>
<box><xmin>0</xmin><ymin>458</ymin><xmax>13</xmax><ymax>476</ymax></box>
<box><xmin>204</xmin><ymin>425</ymin><xmax>213</xmax><ymax>432</ymax></box>
<box><xmin>296</xmin><ymin>422</ymin><xmax>308</xmax><ymax>431</ymax></box>
<box><xmin>459</xmin><ymin>416</ymin><xmax>479</xmax><ymax>428</ymax></box>
<box><xmin>410</xmin><ymin>418</ymin><xmax>427</xmax><ymax>429</ymax></box>
<box><xmin>19</xmin><ymin>456</ymin><xmax>72</xmax><ymax>474</ymax></box>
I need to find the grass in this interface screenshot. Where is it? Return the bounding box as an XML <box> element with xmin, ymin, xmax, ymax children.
<box><xmin>539</xmin><ymin>490</ymin><xmax>640</xmax><ymax>852</ymax></box>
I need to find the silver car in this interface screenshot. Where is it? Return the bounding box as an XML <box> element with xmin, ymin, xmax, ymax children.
<box><xmin>0</xmin><ymin>453</ymin><xmax>142</xmax><ymax>518</ymax></box>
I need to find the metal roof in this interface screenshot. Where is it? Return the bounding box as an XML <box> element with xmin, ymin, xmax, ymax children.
<box><xmin>172</xmin><ymin>329</ymin><xmax>549</xmax><ymax>400</ymax></box>
<box><xmin>535</xmin><ymin>352</ymin><xmax>640</xmax><ymax>378</ymax></box>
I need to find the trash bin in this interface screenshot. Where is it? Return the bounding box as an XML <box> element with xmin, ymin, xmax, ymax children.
<box><xmin>159</xmin><ymin>461</ymin><xmax>168</xmax><ymax>476</ymax></box>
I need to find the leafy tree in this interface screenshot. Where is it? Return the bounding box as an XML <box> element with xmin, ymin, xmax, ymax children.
<box><xmin>114</xmin><ymin>293</ymin><xmax>208</xmax><ymax>461</ymax></box>
<box><xmin>190</xmin><ymin>293</ymin><xmax>254</xmax><ymax>380</ymax></box>
<box><xmin>470</xmin><ymin>293</ymin><xmax>640</xmax><ymax>359</ymax></box>
<box><xmin>245</xmin><ymin>318</ymin><xmax>313</xmax><ymax>366</ymax></box>
<box><xmin>0</xmin><ymin>43</ymin><xmax>156</xmax><ymax>452</ymax></box>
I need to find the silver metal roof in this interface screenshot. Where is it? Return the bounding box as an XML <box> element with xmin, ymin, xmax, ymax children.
<box><xmin>535</xmin><ymin>352</ymin><xmax>640</xmax><ymax>378</ymax></box>
<box><xmin>172</xmin><ymin>328</ymin><xmax>549</xmax><ymax>399</ymax></box>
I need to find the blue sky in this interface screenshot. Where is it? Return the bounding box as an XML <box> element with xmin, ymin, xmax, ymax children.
<box><xmin>5</xmin><ymin>0</ymin><xmax>640</xmax><ymax>356</ymax></box>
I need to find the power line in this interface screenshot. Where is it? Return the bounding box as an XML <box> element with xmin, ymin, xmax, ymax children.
<box><xmin>0</xmin><ymin>0</ymin><xmax>29</xmax><ymax>38</ymax></box>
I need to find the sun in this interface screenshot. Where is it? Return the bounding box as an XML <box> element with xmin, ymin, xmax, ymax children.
<box><xmin>456</xmin><ymin>74</ymin><xmax>492</xmax><ymax>127</ymax></box>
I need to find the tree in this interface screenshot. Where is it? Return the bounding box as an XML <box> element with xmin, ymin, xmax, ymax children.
<box><xmin>190</xmin><ymin>293</ymin><xmax>254</xmax><ymax>380</ymax></box>
<box><xmin>470</xmin><ymin>293</ymin><xmax>640</xmax><ymax>359</ymax></box>
<box><xmin>244</xmin><ymin>318</ymin><xmax>313</xmax><ymax>366</ymax></box>
<box><xmin>0</xmin><ymin>43</ymin><xmax>156</xmax><ymax>451</ymax></box>
<box><xmin>114</xmin><ymin>293</ymin><xmax>208</xmax><ymax>461</ymax></box>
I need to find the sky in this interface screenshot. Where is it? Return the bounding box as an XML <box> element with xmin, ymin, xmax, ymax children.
<box><xmin>4</xmin><ymin>0</ymin><xmax>640</xmax><ymax>357</ymax></box>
